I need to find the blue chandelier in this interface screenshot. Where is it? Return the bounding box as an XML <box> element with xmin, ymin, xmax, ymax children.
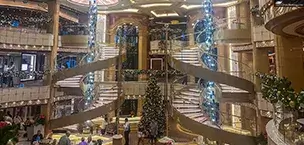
<box><xmin>85</xmin><ymin>0</ymin><xmax>97</xmax><ymax>106</ymax></box>
<box><xmin>198</xmin><ymin>0</ymin><xmax>219</xmax><ymax>124</ymax></box>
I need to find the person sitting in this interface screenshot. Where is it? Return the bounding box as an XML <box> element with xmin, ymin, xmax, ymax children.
<box><xmin>31</xmin><ymin>130</ymin><xmax>43</xmax><ymax>144</ymax></box>
<box><xmin>78</xmin><ymin>137</ymin><xmax>88</xmax><ymax>145</ymax></box>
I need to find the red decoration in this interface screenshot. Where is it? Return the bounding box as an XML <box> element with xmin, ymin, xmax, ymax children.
<box><xmin>0</xmin><ymin>121</ymin><xmax>8</xmax><ymax>129</ymax></box>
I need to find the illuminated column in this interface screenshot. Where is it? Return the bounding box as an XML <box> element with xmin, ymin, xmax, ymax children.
<box><xmin>275</xmin><ymin>36</ymin><xmax>304</xmax><ymax>92</ymax></box>
<box><xmin>199</xmin><ymin>0</ymin><xmax>219</xmax><ymax>124</ymax></box>
<box><xmin>85</xmin><ymin>0</ymin><xmax>97</xmax><ymax>106</ymax></box>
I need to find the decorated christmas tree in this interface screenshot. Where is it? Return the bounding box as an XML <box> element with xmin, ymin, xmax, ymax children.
<box><xmin>139</xmin><ymin>75</ymin><xmax>166</xmax><ymax>137</ymax></box>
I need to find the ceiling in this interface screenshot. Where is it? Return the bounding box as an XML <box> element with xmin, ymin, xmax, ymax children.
<box><xmin>60</xmin><ymin>0</ymin><xmax>241</xmax><ymax>17</ymax></box>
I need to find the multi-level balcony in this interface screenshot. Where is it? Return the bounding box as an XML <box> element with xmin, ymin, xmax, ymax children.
<box><xmin>0</xmin><ymin>27</ymin><xmax>88</xmax><ymax>53</ymax></box>
<box><xmin>260</xmin><ymin>0</ymin><xmax>304</xmax><ymax>37</ymax></box>
<box><xmin>214</xmin><ymin>17</ymin><xmax>251</xmax><ymax>44</ymax></box>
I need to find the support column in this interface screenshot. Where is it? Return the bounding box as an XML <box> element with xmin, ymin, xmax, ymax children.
<box><xmin>275</xmin><ymin>36</ymin><xmax>304</xmax><ymax>92</ymax></box>
<box><xmin>253</xmin><ymin>46</ymin><xmax>269</xmax><ymax>91</ymax></box>
<box><xmin>137</xmin><ymin>97</ymin><xmax>143</xmax><ymax>116</ymax></box>
<box><xmin>95</xmin><ymin>14</ymin><xmax>107</xmax><ymax>83</ymax></box>
<box><xmin>138</xmin><ymin>28</ymin><xmax>148</xmax><ymax>80</ymax></box>
<box><xmin>241</xmin><ymin>106</ymin><xmax>256</xmax><ymax>135</ymax></box>
<box><xmin>239</xmin><ymin>52</ymin><xmax>253</xmax><ymax>80</ymax></box>
<box><xmin>45</xmin><ymin>0</ymin><xmax>59</xmax><ymax>134</ymax></box>
<box><xmin>217</xmin><ymin>44</ymin><xmax>230</xmax><ymax>72</ymax></box>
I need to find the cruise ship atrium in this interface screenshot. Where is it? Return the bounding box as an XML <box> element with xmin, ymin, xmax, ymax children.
<box><xmin>0</xmin><ymin>0</ymin><xmax>304</xmax><ymax>144</ymax></box>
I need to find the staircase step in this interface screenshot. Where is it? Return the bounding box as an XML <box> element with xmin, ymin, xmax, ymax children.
<box><xmin>173</xmin><ymin>104</ymin><xmax>200</xmax><ymax>109</ymax></box>
<box><xmin>185</xmin><ymin>113</ymin><xmax>204</xmax><ymax>119</ymax></box>
<box><xmin>178</xmin><ymin>109</ymin><xmax>202</xmax><ymax>114</ymax></box>
<box><xmin>180</xmin><ymin>92</ymin><xmax>200</xmax><ymax>97</ymax></box>
<box><xmin>194</xmin><ymin>117</ymin><xmax>208</xmax><ymax>123</ymax></box>
<box><xmin>173</xmin><ymin>100</ymin><xmax>199</xmax><ymax>105</ymax></box>
<box><xmin>176</xmin><ymin>95</ymin><xmax>200</xmax><ymax>101</ymax></box>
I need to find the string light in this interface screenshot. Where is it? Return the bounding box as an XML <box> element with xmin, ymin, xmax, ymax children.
<box><xmin>85</xmin><ymin>0</ymin><xmax>97</xmax><ymax>107</ymax></box>
<box><xmin>198</xmin><ymin>0</ymin><xmax>219</xmax><ymax>124</ymax></box>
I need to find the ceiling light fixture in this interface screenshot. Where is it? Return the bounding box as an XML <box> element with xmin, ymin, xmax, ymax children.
<box><xmin>99</xmin><ymin>8</ymin><xmax>139</xmax><ymax>14</ymax></box>
<box><xmin>181</xmin><ymin>1</ymin><xmax>238</xmax><ymax>9</ymax></box>
<box><xmin>151</xmin><ymin>11</ymin><xmax>179</xmax><ymax>17</ymax></box>
<box><xmin>140</xmin><ymin>3</ymin><xmax>172</xmax><ymax>8</ymax></box>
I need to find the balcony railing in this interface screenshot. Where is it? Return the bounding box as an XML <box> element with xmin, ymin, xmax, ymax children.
<box><xmin>260</xmin><ymin>0</ymin><xmax>300</xmax><ymax>24</ymax></box>
<box><xmin>0</xmin><ymin>27</ymin><xmax>90</xmax><ymax>53</ymax></box>
<box><xmin>0</xmin><ymin>85</ymin><xmax>80</xmax><ymax>108</ymax></box>
<box><xmin>0</xmin><ymin>27</ymin><xmax>53</xmax><ymax>46</ymax></box>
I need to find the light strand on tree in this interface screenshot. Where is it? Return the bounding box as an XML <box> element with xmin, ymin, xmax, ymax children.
<box><xmin>85</xmin><ymin>0</ymin><xmax>97</xmax><ymax>106</ymax></box>
<box><xmin>198</xmin><ymin>0</ymin><xmax>219</xmax><ymax>124</ymax></box>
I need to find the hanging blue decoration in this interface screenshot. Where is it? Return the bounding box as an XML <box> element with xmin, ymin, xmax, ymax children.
<box><xmin>196</xmin><ymin>0</ymin><xmax>219</xmax><ymax>124</ymax></box>
<box><xmin>85</xmin><ymin>0</ymin><xmax>97</xmax><ymax>107</ymax></box>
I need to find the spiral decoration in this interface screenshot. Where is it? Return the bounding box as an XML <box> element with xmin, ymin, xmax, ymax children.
<box><xmin>197</xmin><ymin>0</ymin><xmax>220</xmax><ymax>124</ymax></box>
<box><xmin>84</xmin><ymin>0</ymin><xmax>97</xmax><ymax>106</ymax></box>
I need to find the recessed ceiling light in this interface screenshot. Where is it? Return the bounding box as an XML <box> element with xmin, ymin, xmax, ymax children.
<box><xmin>140</xmin><ymin>3</ymin><xmax>172</xmax><ymax>8</ymax></box>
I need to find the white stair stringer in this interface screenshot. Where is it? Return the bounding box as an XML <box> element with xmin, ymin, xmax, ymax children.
<box><xmin>171</xmin><ymin>48</ymin><xmax>251</xmax><ymax>94</ymax></box>
<box><xmin>55</xmin><ymin>47</ymin><xmax>119</xmax><ymax>88</ymax></box>
<box><xmin>91</xmin><ymin>85</ymin><xmax>120</xmax><ymax>109</ymax></box>
<box><xmin>173</xmin><ymin>87</ymin><xmax>209</xmax><ymax>124</ymax></box>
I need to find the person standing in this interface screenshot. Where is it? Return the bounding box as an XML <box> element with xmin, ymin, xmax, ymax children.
<box><xmin>87</xmin><ymin>136</ymin><xmax>94</xmax><ymax>145</ymax></box>
<box><xmin>58</xmin><ymin>131</ymin><xmax>71</xmax><ymax>145</ymax></box>
<box><xmin>137</xmin><ymin>126</ymin><xmax>144</xmax><ymax>145</ymax></box>
<box><xmin>150</xmin><ymin>120</ymin><xmax>158</xmax><ymax>145</ymax></box>
<box><xmin>7</xmin><ymin>62</ymin><xmax>15</xmax><ymax>87</ymax></box>
<box><xmin>78</xmin><ymin>137</ymin><xmax>88</xmax><ymax>145</ymax></box>
<box><xmin>3</xmin><ymin>61</ymin><xmax>8</xmax><ymax>87</ymax></box>
<box><xmin>100</xmin><ymin>117</ymin><xmax>108</xmax><ymax>135</ymax></box>
<box><xmin>123</xmin><ymin>118</ymin><xmax>130</xmax><ymax>145</ymax></box>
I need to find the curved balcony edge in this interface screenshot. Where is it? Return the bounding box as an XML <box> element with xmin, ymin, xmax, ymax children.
<box><xmin>53</xmin><ymin>55</ymin><xmax>120</xmax><ymax>82</ymax></box>
<box><xmin>60</xmin><ymin>35</ymin><xmax>88</xmax><ymax>47</ymax></box>
<box><xmin>169</xmin><ymin>56</ymin><xmax>255</xmax><ymax>93</ymax></box>
<box><xmin>266</xmin><ymin>120</ymin><xmax>288</xmax><ymax>145</ymax></box>
<box><xmin>214</xmin><ymin>29</ymin><xmax>251</xmax><ymax>44</ymax></box>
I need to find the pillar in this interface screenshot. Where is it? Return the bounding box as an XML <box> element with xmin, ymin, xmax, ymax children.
<box><xmin>137</xmin><ymin>97</ymin><xmax>143</xmax><ymax>116</ymax></box>
<box><xmin>236</xmin><ymin>2</ymin><xmax>250</xmax><ymax>29</ymax></box>
<box><xmin>217</xmin><ymin>44</ymin><xmax>230</xmax><ymax>72</ymax></box>
<box><xmin>238</xmin><ymin>52</ymin><xmax>253</xmax><ymax>80</ymax></box>
<box><xmin>95</xmin><ymin>14</ymin><xmax>107</xmax><ymax>84</ymax></box>
<box><xmin>138</xmin><ymin>28</ymin><xmax>148</xmax><ymax>80</ymax></box>
<box><xmin>45</xmin><ymin>0</ymin><xmax>60</xmax><ymax>134</ymax></box>
<box><xmin>217</xmin><ymin>45</ymin><xmax>232</xmax><ymax>126</ymax></box>
<box><xmin>275</xmin><ymin>36</ymin><xmax>304</xmax><ymax>92</ymax></box>
<box><xmin>253</xmin><ymin>46</ymin><xmax>269</xmax><ymax>91</ymax></box>
<box><xmin>241</xmin><ymin>106</ymin><xmax>257</xmax><ymax>135</ymax></box>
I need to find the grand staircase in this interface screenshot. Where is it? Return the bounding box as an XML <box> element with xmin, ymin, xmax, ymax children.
<box><xmin>170</xmin><ymin>46</ymin><xmax>256</xmax><ymax>144</ymax></box>
<box><xmin>171</xmin><ymin>48</ymin><xmax>253</xmax><ymax>103</ymax></box>
<box><xmin>49</xmin><ymin>46</ymin><xmax>122</xmax><ymax>129</ymax></box>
